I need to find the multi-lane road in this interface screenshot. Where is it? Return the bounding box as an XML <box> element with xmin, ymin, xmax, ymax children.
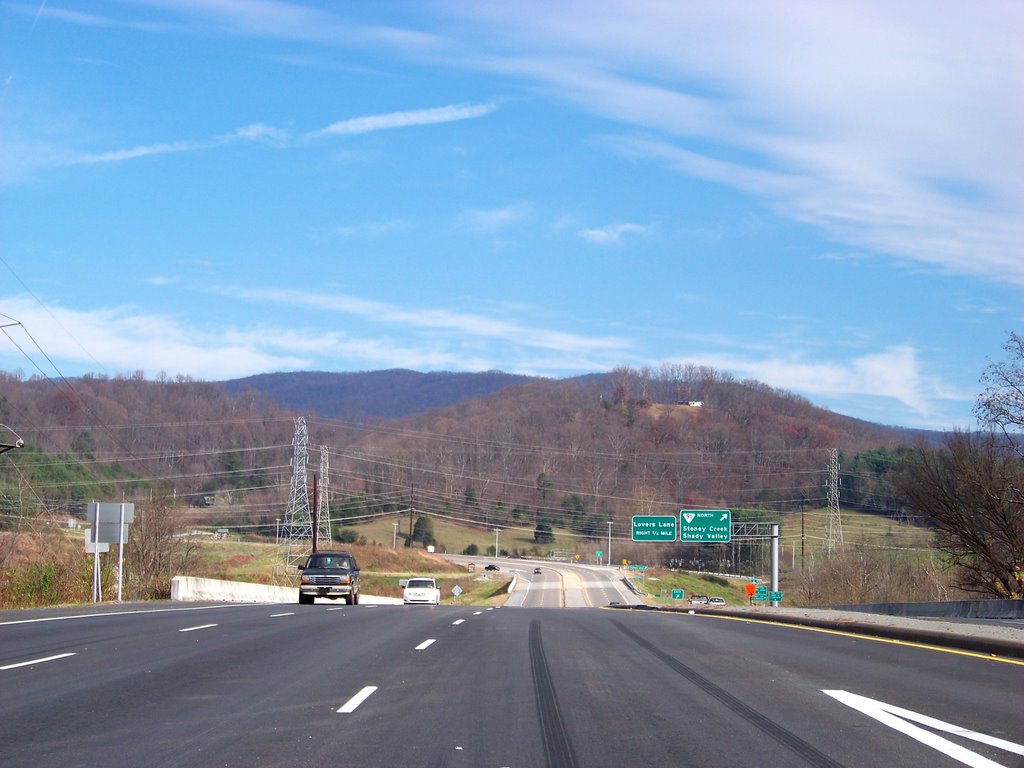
<box><xmin>2</xmin><ymin>580</ymin><xmax>1021</xmax><ymax>768</ymax></box>
<box><xmin>450</xmin><ymin>556</ymin><xmax>645</xmax><ymax>608</ymax></box>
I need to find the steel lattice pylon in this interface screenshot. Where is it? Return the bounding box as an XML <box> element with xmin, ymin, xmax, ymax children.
<box><xmin>316</xmin><ymin>444</ymin><xmax>331</xmax><ymax>544</ymax></box>
<box><xmin>280</xmin><ymin>418</ymin><xmax>334</xmax><ymax>572</ymax></box>
<box><xmin>283</xmin><ymin>417</ymin><xmax>312</xmax><ymax>570</ymax></box>
<box><xmin>825</xmin><ymin>447</ymin><xmax>844</xmax><ymax>555</ymax></box>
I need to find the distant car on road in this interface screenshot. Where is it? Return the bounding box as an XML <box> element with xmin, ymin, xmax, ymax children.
<box><xmin>403</xmin><ymin>577</ymin><xmax>441</xmax><ymax>605</ymax></box>
<box><xmin>707</xmin><ymin>596</ymin><xmax>726</xmax><ymax>606</ymax></box>
<box><xmin>485</xmin><ymin>564</ymin><xmax>500</xmax><ymax>571</ymax></box>
<box><xmin>689</xmin><ymin>594</ymin><xmax>709</xmax><ymax>605</ymax></box>
<box><xmin>533</xmin><ymin>567</ymin><xmax>542</xmax><ymax>574</ymax></box>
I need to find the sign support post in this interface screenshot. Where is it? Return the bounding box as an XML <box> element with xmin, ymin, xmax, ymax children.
<box><xmin>770</xmin><ymin>523</ymin><xmax>779</xmax><ymax>606</ymax></box>
<box><xmin>93</xmin><ymin>513</ymin><xmax>101</xmax><ymax>603</ymax></box>
<box><xmin>117</xmin><ymin>502</ymin><xmax>127</xmax><ymax>602</ymax></box>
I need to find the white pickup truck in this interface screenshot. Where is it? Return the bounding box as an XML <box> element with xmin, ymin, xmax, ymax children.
<box><xmin>402</xmin><ymin>577</ymin><xmax>441</xmax><ymax>605</ymax></box>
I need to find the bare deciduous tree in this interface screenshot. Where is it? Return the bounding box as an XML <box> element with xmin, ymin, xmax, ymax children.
<box><xmin>894</xmin><ymin>432</ymin><xmax>1023</xmax><ymax>597</ymax></box>
<box><xmin>125</xmin><ymin>500</ymin><xmax>199</xmax><ymax>599</ymax></box>
<box><xmin>977</xmin><ymin>331</ymin><xmax>1024</xmax><ymax>459</ymax></box>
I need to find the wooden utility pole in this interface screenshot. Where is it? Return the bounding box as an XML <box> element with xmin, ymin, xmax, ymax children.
<box><xmin>311</xmin><ymin>473</ymin><xmax>319</xmax><ymax>553</ymax></box>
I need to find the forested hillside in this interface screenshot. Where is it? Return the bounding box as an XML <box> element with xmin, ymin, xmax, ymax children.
<box><xmin>0</xmin><ymin>366</ymin><xmax>923</xmax><ymax>545</ymax></box>
<box><xmin>222</xmin><ymin>369</ymin><xmax>534</xmax><ymax>419</ymax></box>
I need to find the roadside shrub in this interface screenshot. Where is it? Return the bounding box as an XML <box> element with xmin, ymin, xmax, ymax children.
<box><xmin>336</xmin><ymin>527</ymin><xmax>360</xmax><ymax>543</ymax></box>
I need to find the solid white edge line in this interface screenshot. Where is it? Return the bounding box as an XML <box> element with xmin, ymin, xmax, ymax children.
<box><xmin>415</xmin><ymin>639</ymin><xmax>436</xmax><ymax>651</ymax></box>
<box><xmin>1</xmin><ymin>652</ymin><xmax>77</xmax><ymax>670</ymax></box>
<box><xmin>0</xmin><ymin>602</ymin><xmax>257</xmax><ymax>627</ymax></box>
<box><xmin>179</xmin><ymin>624</ymin><xmax>218</xmax><ymax>632</ymax></box>
<box><xmin>337</xmin><ymin>685</ymin><xmax>378</xmax><ymax>713</ymax></box>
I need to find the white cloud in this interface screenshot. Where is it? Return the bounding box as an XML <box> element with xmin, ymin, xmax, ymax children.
<box><xmin>227</xmin><ymin>123</ymin><xmax>289</xmax><ymax>146</ymax></box>
<box><xmin>0</xmin><ymin>298</ymin><xmax>308</xmax><ymax>380</ymax></box>
<box><xmin>307</xmin><ymin>102</ymin><xmax>497</xmax><ymax>139</ymax></box>
<box><xmin>225</xmin><ymin>287</ymin><xmax>629</xmax><ymax>356</ymax></box>
<box><xmin>687</xmin><ymin>344</ymin><xmax>970</xmax><ymax>422</ymax></box>
<box><xmin>458</xmin><ymin>203</ymin><xmax>532</xmax><ymax>234</ymax></box>
<box><xmin>452</xmin><ymin>2</ymin><xmax>1024</xmax><ymax>285</ymax></box>
<box><xmin>577</xmin><ymin>222</ymin><xmax>648</xmax><ymax>245</ymax></box>
<box><xmin>1</xmin><ymin>100</ymin><xmax>495</xmax><ymax>181</ymax></box>
<box><xmin>0</xmin><ymin>290</ymin><xmax>635</xmax><ymax>381</ymax></box>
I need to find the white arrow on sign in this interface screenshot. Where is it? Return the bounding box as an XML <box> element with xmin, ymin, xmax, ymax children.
<box><xmin>823</xmin><ymin>689</ymin><xmax>1024</xmax><ymax>767</ymax></box>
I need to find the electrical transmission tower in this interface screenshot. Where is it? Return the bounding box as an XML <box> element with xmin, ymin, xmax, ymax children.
<box><xmin>282</xmin><ymin>417</ymin><xmax>312</xmax><ymax>570</ymax></box>
<box><xmin>316</xmin><ymin>444</ymin><xmax>332</xmax><ymax>543</ymax></box>
<box><xmin>280</xmin><ymin>417</ymin><xmax>334</xmax><ymax>572</ymax></box>
<box><xmin>825</xmin><ymin>447</ymin><xmax>844</xmax><ymax>555</ymax></box>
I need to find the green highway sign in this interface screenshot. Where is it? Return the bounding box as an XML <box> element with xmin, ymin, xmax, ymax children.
<box><xmin>769</xmin><ymin>591</ymin><xmax>782</xmax><ymax>602</ymax></box>
<box><xmin>671</xmin><ymin>589</ymin><xmax>684</xmax><ymax>600</ymax></box>
<box><xmin>679</xmin><ymin>509</ymin><xmax>732</xmax><ymax>542</ymax></box>
<box><xmin>628</xmin><ymin>564</ymin><xmax>648</xmax><ymax>571</ymax></box>
<box><xmin>632</xmin><ymin>515</ymin><xmax>678</xmax><ymax>541</ymax></box>
<box><xmin>752</xmin><ymin>585</ymin><xmax>768</xmax><ymax>601</ymax></box>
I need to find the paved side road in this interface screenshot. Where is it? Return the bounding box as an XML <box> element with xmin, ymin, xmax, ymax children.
<box><xmin>612</xmin><ymin>603</ymin><xmax>1024</xmax><ymax>660</ymax></box>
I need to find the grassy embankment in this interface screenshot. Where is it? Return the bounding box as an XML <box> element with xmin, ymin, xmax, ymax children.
<box><xmin>195</xmin><ymin>537</ymin><xmax>512</xmax><ymax>605</ymax></box>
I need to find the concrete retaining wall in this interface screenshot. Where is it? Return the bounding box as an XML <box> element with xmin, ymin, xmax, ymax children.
<box><xmin>830</xmin><ymin>599</ymin><xmax>1024</xmax><ymax>620</ymax></box>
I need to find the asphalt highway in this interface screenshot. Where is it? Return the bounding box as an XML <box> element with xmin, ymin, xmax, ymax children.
<box><xmin>1</xmin><ymin>600</ymin><xmax>1021</xmax><ymax>768</ymax></box>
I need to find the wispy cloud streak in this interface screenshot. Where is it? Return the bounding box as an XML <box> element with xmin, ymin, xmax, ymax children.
<box><xmin>307</xmin><ymin>102</ymin><xmax>497</xmax><ymax>138</ymax></box>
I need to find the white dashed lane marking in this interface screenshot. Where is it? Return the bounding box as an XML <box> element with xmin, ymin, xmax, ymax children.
<box><xmin>338</xmin><ymin>686</ymin><xmax>378</xmax><ymax>714</ymax></box>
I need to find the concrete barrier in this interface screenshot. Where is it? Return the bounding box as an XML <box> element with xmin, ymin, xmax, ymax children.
<box><xmin>171</xmin><ymin>576</ymin><xmax>296</xmax><ymax>603</ymax></box>
<box><xmin>170</xmin><ymin>575</ymin><xmax>403</xmax><ymax>605</ymax></box>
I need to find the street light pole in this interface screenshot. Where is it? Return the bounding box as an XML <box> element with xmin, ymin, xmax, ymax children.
<box><xmin>393</xmin><ymin>522</ymin><xmax>399</xmax><ymax>548</ymax></box>
<box><xmin>493</xmin><ymin>527</ymin><xmax>500</xmax><ymax>558</ymax></box>
<box><xmin>607</xmin><ymin>520</ymin><xmax>613</xmax><ymax>567</ymax></box>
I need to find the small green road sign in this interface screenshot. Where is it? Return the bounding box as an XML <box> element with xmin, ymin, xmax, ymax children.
<box><xmin>769</xmin><ymin>591</ymin><xmax>782</xmax><ymax>602</ymax></box>
<box><xmin>628</xmin><ymin>565</ymin><xmax>648</xmax><ymax>571</ymax></box>
<box><xmin>671</xmin><ymin>589</ymin><xmax>684</xmax><ymax>600</ymax></box>
<box><xmin>753</xmin><ymin>585</ymin><xmax>768</xmax><ymax>601</ymax></box>
<box><xmin>596</xmin><ymin>550</ymin><xmax>603</xmax><ymax>558</ymax></box>
<box><xmin>632</xmin><ymin>515</ymin><xmax>677</xmax><ymax>541</ymax></box>
<box><xmin>679</xmin><ymin>509</ymin><xmax>732</xmax><ymax>542</ymax></box>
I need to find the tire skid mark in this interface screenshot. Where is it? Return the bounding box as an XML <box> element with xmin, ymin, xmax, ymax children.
<box><xmin>613</xmin><ymin>620</ymin><xmax>845</xmax><ymax>768</ymax></box>
<box><xmin>530</xmin><ymin>620</ymin><xmax>579</xmax><ymax>768</ymax></box>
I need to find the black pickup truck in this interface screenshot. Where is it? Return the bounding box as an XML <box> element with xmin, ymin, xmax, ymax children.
<box><xmin>297</xmin><ymin>550</ymin><xmax>360</xmax><ymax>605</ymax></box>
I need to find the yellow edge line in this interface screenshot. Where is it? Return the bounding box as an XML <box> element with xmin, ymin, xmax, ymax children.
<box><xmin>689</xmin><ymin>612</ymin><xmax>1024</xmax><ymax>666</ymax></box>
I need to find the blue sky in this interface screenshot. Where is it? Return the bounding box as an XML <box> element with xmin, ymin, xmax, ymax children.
<box><xmin>1</xmin><ymin>1</ymin><xmax>1021</xmax><ymax>431</ymax></box>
